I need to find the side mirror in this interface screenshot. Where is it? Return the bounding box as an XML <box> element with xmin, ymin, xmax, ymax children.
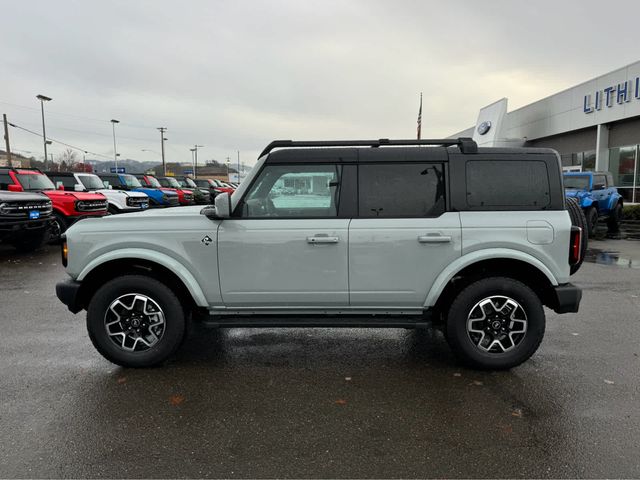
<box><xmin>74</xmin><ymin>184</ymin><xmax>84</xmax><ymax>192</ymax></box>
<box><xmin>7</xmin><ymin>184</ymin><xmax>23</xmax><ymax>192</ymax></box>
<box><xmin>58</xmin><ymin>184</ymin><xmax>65</xmax><ymax>191</ymax></box>
<box><xmin>108</xmin><ymin>185</ymin><xmax>113</xmax><ymax>190</ymax></box>
<box><xmin>201</xmin><ymin>192</ymin><xmax>231</xmax><ymax>220</ymax></box>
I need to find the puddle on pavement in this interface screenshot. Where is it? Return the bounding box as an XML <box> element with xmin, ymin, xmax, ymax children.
<box><xmin>584</xmin><ymin>248</ymin><xmax>640</xmax><ymax>269</ymax></box>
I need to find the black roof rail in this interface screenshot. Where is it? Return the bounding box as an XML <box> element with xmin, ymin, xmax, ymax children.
<box><xmin>259</xmin><ymin>137</ymin><xmax>478</xmax><ymax>157</ymax></box>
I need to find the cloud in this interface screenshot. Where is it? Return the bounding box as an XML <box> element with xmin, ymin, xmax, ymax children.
<box><xmin>2</xmin><ymin>0</ymin><xmax>640</xmax><ymax>166</ymax></box>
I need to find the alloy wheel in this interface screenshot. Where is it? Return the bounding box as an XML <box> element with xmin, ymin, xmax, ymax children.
<box><xmin>104</xmin><ymin>293</ymin><xmax>166</xmax><ymax>352</ymax></box>
<box><xmin>466</xmin><ymin>295</ymin><xmax>528</xmax><ymax>353</ymax></box>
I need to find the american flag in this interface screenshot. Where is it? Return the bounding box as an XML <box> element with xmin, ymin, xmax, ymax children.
<box><xmin>417</xmin><ymin>92</ymin><xmax>422</xmax><ymax>140</ymax></box>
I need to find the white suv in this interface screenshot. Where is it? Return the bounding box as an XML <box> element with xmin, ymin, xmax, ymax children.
<box><xmin>55</xmin><ymin>138</ymin><xmax>585</xmax><ymax>370</ymax></box>
<box><xmin>48</xmin><ymin>172</ymin><xmax>149</xmax><ymax>214</ymax></box>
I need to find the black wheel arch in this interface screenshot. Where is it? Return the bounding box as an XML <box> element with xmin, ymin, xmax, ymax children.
<box><xmin>76</xmin><ymin>258</ymin><xmax>200</xmax><ymax>316</ymax></box>
<box><xmin>432</xmin><ymin>258</ymin><xmax>556</xmax><ymax>323</ymax></box>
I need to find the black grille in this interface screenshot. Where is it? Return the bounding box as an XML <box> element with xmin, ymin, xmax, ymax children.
<box><xmin>126</xmin><ymin>197</ymin><xmax>148</xmax><ymax>207</ymax></box>
<box><xmin>0</xmin><ymin>201</ymin><xmax>53</xmax><ymax>218</ymax></box>
<box><xmin>167</xmin><ymin>196</ymin><xmax>179</xmax><ymax>206</ymax></box>
<box><xmin>76</xmin><ymin>200</ymin><xmax>108</xmax><ymax>212</ymax></box>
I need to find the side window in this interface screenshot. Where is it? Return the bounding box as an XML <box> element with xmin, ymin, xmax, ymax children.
<box><xmin>593</xmin><ymin>174</ymin><xmax>607</xmax><ymax>188</ymax></box>
<box><xmin>0</xmin><ymin>174</ymin><xmax>11</xmax><ymax>190</ymax></box>
<box><xmin>466</xmin><ymin>160</ymin><xmax>550</xmax><ymax>208</ymax></box>
<box><xmin>53</xmin><ymin>176</ymin><xmax>76</xmax><ymax>189</ymax></box>
<box><xmin>358</xmin><ymin>163</ymin><xmax>445</xmax><ymax>217</ymax></box>
<box><xmin>240</xmin><ymin>164</ymin><xmax>341</xmax><ymax>218</ymax></box>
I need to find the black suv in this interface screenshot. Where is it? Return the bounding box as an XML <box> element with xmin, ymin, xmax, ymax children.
<box><xmin>0</xmin><ymin>190</ymin><xmax>53</xmax><ymax>252</ymax></box>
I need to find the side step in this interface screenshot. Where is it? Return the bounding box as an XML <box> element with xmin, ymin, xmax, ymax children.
<box><xmin>200</xmin><ymin>313</ymin><xmax>433</xmax><ymax>329</ymax></box>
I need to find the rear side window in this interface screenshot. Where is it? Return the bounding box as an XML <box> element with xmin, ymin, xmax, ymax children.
<box><xmin>466</xmin><ymin>160</ymin><xmax>550</xmax><ymax>208</ymax></box>
<box><xmin>358</xmin><ymin>163</ymin><xmax>445</xmax><ymax>217</ymax></box>
<box><xmin>50</xmin><ymin>176</ymin><xmax>77</xmax><ymax>189</ymax></box>
<box><xmin>0</xmin><ymin>174</ymin><xmax>11</xmax><ymax>189</ymax></box>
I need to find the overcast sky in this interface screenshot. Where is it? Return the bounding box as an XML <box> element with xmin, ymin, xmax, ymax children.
<box><xmin>2</xmin><ymin>0</ymin><xmax>640</xmax><ymax>167</ymax></box>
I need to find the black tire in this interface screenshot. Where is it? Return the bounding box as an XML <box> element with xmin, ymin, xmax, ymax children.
<box><xmin>11</xmin><ymin>227</ymin><xmax>49</xmax><ymax>253</ymax></box>
<box><xmin>108</xmin><ymin>205</ymin><xmax>119</xmax><ymax>215</ymax></box>
<box><xmin>566</xmin><ymin>197</ymin><xmax>588</xmax><ymax>275</ymax></box>
<box><xmin>48</xmin><ymin>213</ymin><xmax>67</xmax><ymax>244</ymax></box>
<box><xmin>607</xmin><ymin>202</ymin><xmax>623</xmax><ymax>233</ymax></box>
<box><xmin>86</xmin><ymin>275</ymin><xmax>186</xmax><ymax>368</ymax></box>
<box><xmin>445</xmin><ymin>277</ymin><xmax>546</xmax><ymax>370</ymax></box>
<box><xmin>585</xmin><ymin>207</ymin><xmax>598</xmax><ymax>237</ymax></box>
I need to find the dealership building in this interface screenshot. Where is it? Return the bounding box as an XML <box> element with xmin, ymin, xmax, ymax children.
<box><xmin>451</xmin><ymin>61</ymin><xmax>640</xmax><ymax>202</ymax></box>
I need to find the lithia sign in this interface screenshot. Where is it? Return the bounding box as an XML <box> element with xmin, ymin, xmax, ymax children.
<box><xmin>583</xmin><ymin>77</ymin><xmax>640</xmax><ymax>113</ymax></box>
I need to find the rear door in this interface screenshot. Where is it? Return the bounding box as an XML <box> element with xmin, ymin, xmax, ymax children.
<box><xmin>348</xmin><ymin>152</ymin><xmax>461</xmax><ymax>307</ymax></box>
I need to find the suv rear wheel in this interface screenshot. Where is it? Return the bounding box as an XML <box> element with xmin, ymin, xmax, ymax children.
<box><xmin>445</xmin><ymin>277</ymin><xmax>545</xmax><ymax>370</ymax></box>
<box><xmin>86</xmin><ymin>275</ymin><xmax>186</xmax><ymax>367</ymax></box>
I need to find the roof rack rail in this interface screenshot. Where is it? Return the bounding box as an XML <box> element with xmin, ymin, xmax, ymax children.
<box><xmin>259</xmin><ymin>137</ymin><xmax>478</xmax><ymax>157</ymax></box>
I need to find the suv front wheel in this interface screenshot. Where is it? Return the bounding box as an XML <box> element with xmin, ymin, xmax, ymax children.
<box><xmin>445</xmin><ymin>277</ymin><xmax>545</xmax><ymax>370</ymax></box>
<box><xmin>86</xmin><ymin>275</ymin><xmax>186</xmax><ymax>367</ymax></box>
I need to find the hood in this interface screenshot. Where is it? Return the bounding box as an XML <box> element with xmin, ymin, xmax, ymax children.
<box><xmin>44</xmin><ymin>190</ymin><xmax>107</xmax><ymax>201</ymax></box>
<box><xmin>0</xmin><ymin>191</ymin><xmax>51</xmax><ymax>202</ymax></box>
<box><xmin>97</xmin><ymin>189</ymin><xmax>147</xmax><ymax>198</ymax></box>
<box><xmin>564</xmin><ymin>189</ymin><xmax>590</xmax><ymax>199</ymax></box>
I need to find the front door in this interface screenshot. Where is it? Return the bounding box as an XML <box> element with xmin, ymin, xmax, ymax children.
<box><xmin>349</xmin><ymin>161</ymin><xmax>461</xmax><ymax>307</ymax></box>
<box><xmin>217</xmin><ymin>163</ymin><xmax>350</xmax><ymax>307</ymax></box>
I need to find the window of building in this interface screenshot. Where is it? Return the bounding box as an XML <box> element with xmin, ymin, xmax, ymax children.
<box><xmin>609</xmin><ymin>145</ymin><xmax>639</xmax><ymax>202</ymax></box>
<box><xmin>241</xmin><ymin>164</ymin><xmax>341</xmax><ymax>218</ymax></box>
<box><xmin>358</xmin><ymin>163</ymin><xmax>445</xmax><ymax>217</ymax></box>
<box><xmin>466</xmin><ymin>160</ymin><xmax>550</xmax><ymax>208</ymax></box>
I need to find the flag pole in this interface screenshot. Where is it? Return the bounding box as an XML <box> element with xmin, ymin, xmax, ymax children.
<box><xmin>417</xmin><ymin>92</ymin><xmax>423</xmax><ymax>140</ymax></box>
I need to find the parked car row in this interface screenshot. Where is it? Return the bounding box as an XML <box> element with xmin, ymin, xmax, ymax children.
<box><xmin>0</xmin><ymin>166</ymin><xmax>236</xmax><ymax>252</ymax></box>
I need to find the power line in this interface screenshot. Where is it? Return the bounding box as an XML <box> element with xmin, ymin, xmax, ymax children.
<box><xmin>8</xmin><ymin>121</ymin><xmax>117</xmax><ymax>160</ymax></box>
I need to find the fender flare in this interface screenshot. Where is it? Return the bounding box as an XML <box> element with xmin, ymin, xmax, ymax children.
<box><xmin>77</xmin><ymin>248</ymin><xmax>208</xmax><ymax>307</ymax></box>
<box><xmin>423</xmin><ymin>248</ymin><xmax>558</xmax><ymax>308</ymax></box>
<box><xmin>581</xmin><ymin>197</ymin><xmax>595</xmax><ymax>209</ymax></box>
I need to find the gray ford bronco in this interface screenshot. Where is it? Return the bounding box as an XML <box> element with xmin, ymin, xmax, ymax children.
<box><xmin>56</xmin><ymin>138</ymin><xmax>584</xmax><ymax>370</ymax></box>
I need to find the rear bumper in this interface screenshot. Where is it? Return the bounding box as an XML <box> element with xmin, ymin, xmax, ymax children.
<box><xmin>551</xmin><ymin>283</ymin><xmax>582</xmax><ymax>314</ymax></box>
<box><xmin>56</xmin><ymin>279</ymin><xmax>83</xmax><ymax>314</ymax></box>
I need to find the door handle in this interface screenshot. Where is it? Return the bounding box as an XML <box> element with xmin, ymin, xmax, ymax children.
<box><xmin>418</xmin><ymin>234</ymin><xmax>452</xmax><ymax>244</ymax></box>
<box><xmin>307</xmin><ymin>235</ymin><xmax>340</xmax><ymax>244</ymax></box>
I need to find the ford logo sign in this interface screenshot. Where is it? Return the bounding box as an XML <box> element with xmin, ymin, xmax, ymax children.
<box><xmin>477</xmin><ymin>120</ymin><xmax>492</xmax><ymax>135</ymax></box>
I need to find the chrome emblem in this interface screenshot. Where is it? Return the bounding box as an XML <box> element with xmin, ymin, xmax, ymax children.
<box><xmin>477</xmin><ymin>120</ymin><xmax>492</xmax><ymax>135</ymax></box>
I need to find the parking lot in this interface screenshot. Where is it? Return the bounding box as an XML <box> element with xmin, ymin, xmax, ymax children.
<box><xmin>1</xmin><ymin>239</ymin><xmax>639</xmax><ymax>478</ymax></box>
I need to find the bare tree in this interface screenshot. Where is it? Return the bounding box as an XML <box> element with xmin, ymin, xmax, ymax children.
<box><xmin>57</xmin><ymin>148</ymin><xmax>78</xmax><ymax>171</ymax></box>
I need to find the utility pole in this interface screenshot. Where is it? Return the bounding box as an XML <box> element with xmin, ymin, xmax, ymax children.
<box><xmin>226</xmin><ymin>156</ymin><xmax>230</xmax><ymax>182</ymax></box>
<box><xmin>36</xmin><ymin>94</ymin><xmax>52</xmax><ymax>169</ymax></box>
<box><xmin>158</xmin><ymin>127</ymin><xmax>167</xmax><ymax>175</ymax></box>
<box><xmin>3</xmin><ymin>114</ymin><xmax>12</xmax><ymax>167</ymax></box>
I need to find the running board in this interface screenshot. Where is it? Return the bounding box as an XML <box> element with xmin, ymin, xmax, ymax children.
<box><xmin>200</xmin><ymin>312</ymin><xmax>433</xmax><ymax>329</ymax></box>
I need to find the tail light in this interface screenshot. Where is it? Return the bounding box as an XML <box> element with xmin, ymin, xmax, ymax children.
<box><xmin>569</xmin><ymin>226</ymin><xmax>582</xmax><ymax>265</ymax></box>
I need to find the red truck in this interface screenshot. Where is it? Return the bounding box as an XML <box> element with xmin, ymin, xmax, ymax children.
<box><xmin>0</xmin><ymin>168</ymin><xmax>108</xmax><ymax>238</ymax></box>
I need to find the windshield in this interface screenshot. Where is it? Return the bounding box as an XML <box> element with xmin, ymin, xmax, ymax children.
<box><xmin>78</xmin><ymin>174</ymin><xmax>105</xmax><ymax>190</ymax></box>
<box><xmin>16</xmin><ymin>173</ymin><xmax>55</xmax><ymax>191</ymax></box>
<box><xmin>161</xmin><ymin>177</ymin><xmax>181</xmax><ymax>188</ymax></box>
<box><xmin>194</xmin><ymin>179</ymin><xmax>210</xmax><ymax>188</ymax></box>
<box><xmin>120</xmin><ymin>174</ymin><xmax>142</xmax><ymax>188</ymax></box>
<box><xmin>177</xmin><ymin>179</ymin><xmax>188</xmax><ymax>187</ymax></box>
<box><xmin>564</xmin><ymin>176</ymin><xmax>590</xmax><ymax>189</ymax></box>
<box><xmin>146</xmin><ymin>176</ymin><xmax>162</xmax><ymax>188</ymax></box>
<box><xmin>184</xmin><ymin>178</ymin><xmax>198</xmax><ymax>188</ymax></box>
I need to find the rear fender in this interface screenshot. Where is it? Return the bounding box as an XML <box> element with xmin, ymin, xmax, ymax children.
<box><xmin>423</xmin><ymin>248</ymin><xmax>558</xmax><ymax>308</ymax></box>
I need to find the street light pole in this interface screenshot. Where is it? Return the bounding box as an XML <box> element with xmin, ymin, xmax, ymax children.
<box><xmin>110</xmin><ymin>119</ymin><xmax>120</xmax><ymax>171</ymax></box>
<box><xmin>36</xmin><ymin>94</ymin><xmax>52</xmax><ymax>169</ymax></box>
<box><xmin>237</xmin><ymin>150</ymin><xmax>240</xmax><ymax>183</ymax></box>
<box><xmin>157</xmin><ymin>127</ymin><xmax>167</xmax><ymax>175</ymax></box>
<box><xmin>226</xmin><ymin>156</ymin><xmax>230</xmax><ymax>182</ymax></box>
<box><xmin>193</xmin><ymin>145</ymin><xmax>203</xmax><ymax>178</ymax></box>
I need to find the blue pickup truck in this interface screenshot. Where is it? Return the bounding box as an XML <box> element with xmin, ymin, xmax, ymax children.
<box><xmin>563</xmin><ymin>171</ymin><xmax>623</xmax><ymax>236</ymax></box>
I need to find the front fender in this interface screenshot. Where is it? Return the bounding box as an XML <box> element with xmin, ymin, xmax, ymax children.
<box><xmin>580</xmin><ymin>197</ymin><xmax>595</xmax><ymax>208</ymax></box>
<box><xmin>76</xmin><ymin>248</ymin><xmax>208</xmax><ymax>307</ymax></box>
<box><xmin>423</xmin><ymin>248</ymin><xmax>558</xmax><ymax>308</ymax></box>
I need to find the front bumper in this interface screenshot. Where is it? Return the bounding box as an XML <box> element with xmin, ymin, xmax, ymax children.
<box><xmin>56</xmin><ymin>279</ymin><xmax>83</xmax><ymax>314</ymax></box>
<box><xmin>551</xmin><ymin>283</ymin><xmax>582</xmax><ymax>314</ymax></box>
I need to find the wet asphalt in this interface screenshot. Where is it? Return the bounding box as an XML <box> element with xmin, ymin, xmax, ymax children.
<box><xmin>0</xmin><ymin>239</ymin><xmax>639</xmax><ymax>478</ymax></box>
